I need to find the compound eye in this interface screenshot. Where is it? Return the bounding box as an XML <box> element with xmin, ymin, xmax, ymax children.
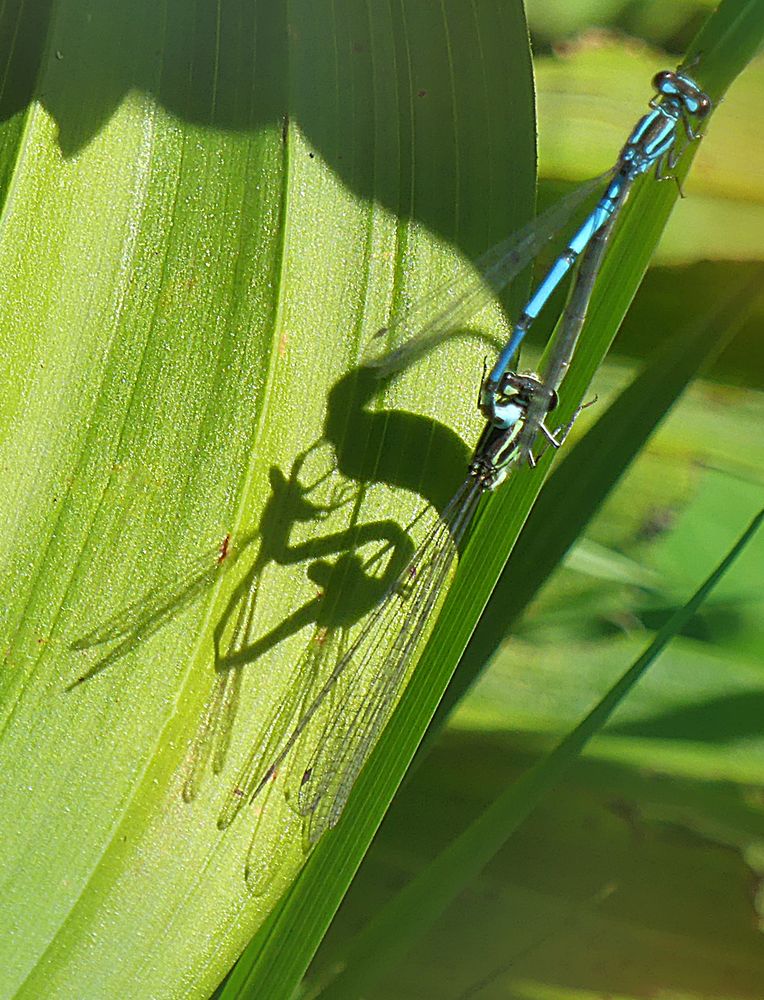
<box><xmin>652</xmin><ymin>70</ymin><xmax>674</xmax><ymax>94</ymax></box>
<box><xmin>695</xmin><ymin>93</ymin><xmax>711</xmax><ymax>117</ymax></box>
<box><xmin>546</xmin><ymin>389</ymin><xmax>559</xmax><ymax>413</ymax></box>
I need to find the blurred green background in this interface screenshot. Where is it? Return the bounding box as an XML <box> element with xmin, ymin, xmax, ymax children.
<box><xmin>305</xmin><ymin>2</ymin><xmax>764</xmax><ymax>998</ymax></box>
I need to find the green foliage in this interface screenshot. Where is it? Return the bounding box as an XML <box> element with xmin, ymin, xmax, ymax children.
<box><xmin>0</xmin><ymin>1</ymin><xmax>761</xmax><ymax>999</ymax></box>
<box><xmin>310</xmin><ymin>510</ymin><xmax>763</xmax><ymax>999</ymax></box>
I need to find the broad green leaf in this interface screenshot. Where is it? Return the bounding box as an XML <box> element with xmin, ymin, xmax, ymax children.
<box><xmin>0</xmin><ymin>1</ymin><xmax>536</xmax><ymax>998</ymax></box>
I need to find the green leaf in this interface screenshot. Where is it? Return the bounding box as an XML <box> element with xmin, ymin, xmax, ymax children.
<box><xmin>309</xmin><ymin>508</ymin><xmax>764</xmax><ymax>998</ymax></box>
<box><xmin>3</xmin><ymin>1</ymin><xmax>762</xmax><ymax>998</ymax></box>
<box><xmin>0</xmin><ymin>1</ymin><xmax>536</xmax><ymax>998</ymax></box>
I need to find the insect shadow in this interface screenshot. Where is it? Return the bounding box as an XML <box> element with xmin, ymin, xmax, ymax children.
<box><xmin>69</xmin><ymin>354</ymin><xmax>476</xmax><ymax>882</ymax></box>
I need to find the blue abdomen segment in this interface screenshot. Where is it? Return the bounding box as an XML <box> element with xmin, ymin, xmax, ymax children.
<box><xmin>481</xmin><ymin>68</ymin><xmax>711</xmax><ymax>428</ymax></box>
<box><xmin>523</xmin><ymin>194</ymin><xmax>620</xmax><ymax>320</ymax></box>
<box><xmin>484</xmin><ymin>182</ymin><xmax>623</xmax><ymax>416</ymax></box>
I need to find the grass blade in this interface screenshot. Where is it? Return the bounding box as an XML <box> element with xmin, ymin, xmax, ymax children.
<box><xmin>316</xmin><ymin>508</ymin><xmax>764</xmax><ymax>998</ymax></box>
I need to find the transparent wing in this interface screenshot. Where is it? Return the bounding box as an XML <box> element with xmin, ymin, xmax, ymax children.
<box><xmin>225</xmin><ymin>628</ymin><xmax>350</xmax><ymax>894</ymax></box>
<box><xmin>216</xmin><ymin>479</ymin><xmax>478</xmax><ymax>842</ymax></box>
<box><xmin>216</xmin><ymin>622</ymin><xmax>346</xmax><ymax>831</ymax></box>
<box><xmin>367</xmin><ymin>173</ymin><xmax>612</xmax><ymax>377</ymax></box>
<box><xmin>297</xmin><ymin>479</ymin><xmax>482</xmax><ymax>842</ymax></box>
<box><xmin>219</xmin><ymin>476</ymin><xmax>482</xmax><ymax>848</ymax></box>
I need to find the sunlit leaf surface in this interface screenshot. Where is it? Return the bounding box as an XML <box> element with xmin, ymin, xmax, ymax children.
<box><xmin>0</xmin><ymin>1</ymin><xmax>534</xmax><ymax>996</ymax></box>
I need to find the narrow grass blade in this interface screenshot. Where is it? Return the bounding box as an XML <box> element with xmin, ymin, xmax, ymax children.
<box><xmin>315</xmin><ymin>508</ymin><xmax>764</xmax><ymax>999</ymax></box>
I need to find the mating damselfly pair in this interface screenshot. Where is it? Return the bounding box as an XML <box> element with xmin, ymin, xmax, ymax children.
<box><xmin>73</xmin><ymin>67</ymin><xmax>712</xmax><ymax>866</ymax></box>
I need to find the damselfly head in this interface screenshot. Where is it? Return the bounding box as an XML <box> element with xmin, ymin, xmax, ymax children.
<box><xmin>481</xmin><ymin>369</ymin><xmax>557</xmax><ymax>435</ymax></box>
<box><xmin>472</xmin><ymin>370</ymin><xmax>561</xmax><ymax>489</ymax></box>
<box><xmin>652</xmin><ymin>69</ymin><xmax>711</xmax><ymax>118</ymax></box>
<box><xmin>500</xmin><ymin>371</ymin><xmax>539</xmax><ymax>402</ymax></box>
<box><xmin>497</xmin><ymin>371</ymin><xmax>557</xmax><ymax>414</ymax></box>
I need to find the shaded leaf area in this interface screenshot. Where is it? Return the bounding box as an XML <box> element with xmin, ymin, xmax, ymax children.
<box><xmin>0</xmin><ymin>1</ymin><xmax>535</xmax><ymax>998</ymax></box>
<box><xmin>314</xmin><ymin>728</ymin><xmax>764</xmax><ymax>1000</ymax></box>
<box><xmin>0</xmin><ymin>0</ymin><xmax>525</xmax><ymax>256</ymax></box>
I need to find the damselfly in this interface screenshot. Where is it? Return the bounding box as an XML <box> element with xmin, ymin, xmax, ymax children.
<box><xmin>219</xmin><ymin>372</ymin><xmax>579</xmax><ymax>846</ymax></box>
<box><xmin>222</xmin><ymin>68</ymin><xmax>714</xmax><ymax>849</ymax></box>
<box><xmin>213</xmin><ymin>69</ymin><xmax>714</xmax><ymax>851</ymax></box>
<box><xmin>369</xmin><ymin>68</ymin><xmax>711</xmax><ymax>433</ymax></box>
